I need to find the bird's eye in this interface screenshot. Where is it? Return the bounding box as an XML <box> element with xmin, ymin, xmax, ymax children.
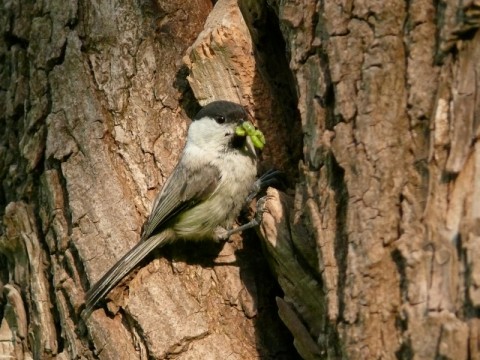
<box><xmin>215</xmin><ymin>115</ymin><xmax>225</xmax><ymax>124</ymax></box>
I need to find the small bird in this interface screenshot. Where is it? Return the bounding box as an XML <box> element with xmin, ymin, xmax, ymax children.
<box><xmin>82</xmin><ymin>100</ymin><xmax>272</xmax><ymax>319</ymax></box>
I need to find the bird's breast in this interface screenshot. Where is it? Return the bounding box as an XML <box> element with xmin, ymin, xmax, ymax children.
<box><xmin>173</xmin><ymin>151</ymin><xmax>257</xmax><ymax>240</ymax></box>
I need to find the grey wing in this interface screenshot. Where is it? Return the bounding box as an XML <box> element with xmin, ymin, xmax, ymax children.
<box><xmin>141</xmin><ymin>162</ymin><xmax>221</xmax><ymax>240</ymax></box>
<box><xmin>82</xmin><ymin>163</ymin><xmax>220</xmax><ymax>319</ymax></box>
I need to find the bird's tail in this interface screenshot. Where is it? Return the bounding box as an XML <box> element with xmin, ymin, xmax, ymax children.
<box><xmin>81</xmin><ymin>231</ymin><xmax>173</xmax><ymax>320</ymax></box>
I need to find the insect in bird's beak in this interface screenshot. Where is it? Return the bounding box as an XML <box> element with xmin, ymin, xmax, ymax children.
<box><xmin>235</xmin><ymin>121</ymin><xmax>266</xmax><ymax>157</ymax></box>
<box><xmin>245</xmin><ymin>135</ymin><xmax>257</xmax><ymax>158</ymax></box>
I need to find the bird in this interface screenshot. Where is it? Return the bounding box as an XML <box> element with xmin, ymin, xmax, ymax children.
<box><xmin>81</xmin><ymin>100</ymin><xmax>273</xmax><ymax>319</ymax></box>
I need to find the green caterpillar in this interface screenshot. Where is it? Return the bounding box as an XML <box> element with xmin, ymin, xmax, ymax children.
<box><xmin>235</xmin><ymin>121</ymin><xmax>266</xmax><ymax>150</ymax></box>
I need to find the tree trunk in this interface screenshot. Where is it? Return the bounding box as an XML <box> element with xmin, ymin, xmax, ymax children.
<box><xmin>1</xmin><ymin>0</ymin><xmax>479</xmax><ymax>360</ymax></box>
<box><xmin>0</xmin><ymin>0</ymin><xmax>295</xmax><ymax>359</ymax></box>
<box><xmin>242</xmin><ymin>0</ymin><xmax>480</xmax><ymax>359</ymax></box>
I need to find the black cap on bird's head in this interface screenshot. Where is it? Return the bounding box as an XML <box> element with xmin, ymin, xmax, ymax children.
<box><xmin>194</xmin><ymin>101</ymin><xmax>247</xmax><ymax>125</ymax></box>
<box><xmin>191</xmin><ymin>100</ymin><xmax>258</xmax><ymax>158</ymax></box>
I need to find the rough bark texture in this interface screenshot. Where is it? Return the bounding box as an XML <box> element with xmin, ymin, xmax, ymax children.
<box><xmin>240</xmin><ymin>0</ymin><xmax>480</xmax><ymax>359</ymax></box>
<box><xmin>2</xmin><ymin>0</ymin><xmax>480</xmax><ymax>359</ymax></box>
<box><xmin>0</xmin><ymin>0</ymin><xmax>295</xmax><ymax>359</ymax></box>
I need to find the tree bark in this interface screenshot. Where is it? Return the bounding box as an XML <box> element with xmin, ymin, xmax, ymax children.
<box><xmin>240</xmin><ymin>0</ymin><xmax>480</xmax><ymax>359</ymax></box>
<box><xmin>1</xmin><ymin>0</ymin><xmax>479</xmax><ymax>359</ymax></box>
<box><xmin>0</xmin><ymin>1</ymin><xmax>295</xmax><ymax>359</ymax></box>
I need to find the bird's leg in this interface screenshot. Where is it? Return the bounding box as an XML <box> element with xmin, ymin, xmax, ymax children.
<box><xmin>245</xmin><ymin>169</ymin><xmax>282</xmax><ymax>204</ymax></box>
<box><xmin>214</xmin><ymin>197</ymin><xmax>267</xmax><ymax>241</ymax></box>
<box><xmin>213</xmin><ymin>170</ymin><xmax>281</xmax><ymax>242</ymax></box>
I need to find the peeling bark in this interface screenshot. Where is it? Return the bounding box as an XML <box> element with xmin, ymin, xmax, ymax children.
<box><xmin>239</xmin><ymin>0</ymin><xmax>480</xmax><ymax>359</ymax></box>
<box><xmin>2</xmin><ymin>0</ymin><xmax>480</xmax><ymax>359</ymax></box>
<box><xmin>0</xmin><ymin>0</ymin><xmax>294</xmax><ymax>359</ymax></box>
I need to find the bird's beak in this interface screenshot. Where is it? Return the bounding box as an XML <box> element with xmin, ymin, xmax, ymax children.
<box><xmin>245</xmin><ymin>135</ymin><xmax>257</xmax><ymax>158</ymax></box>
